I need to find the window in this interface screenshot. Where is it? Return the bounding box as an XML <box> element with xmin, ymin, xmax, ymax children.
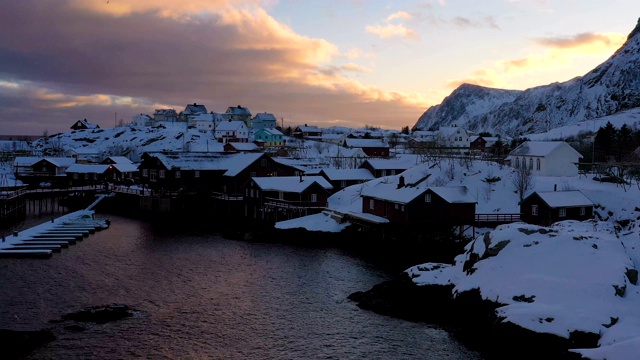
<box><xmin>279</xmin><ymin>192</ymin><xmax>284</xmax><ymax>200</ymax></box>
<box><xmin>92</xmin><ymin>173</ymin><xmax>97</xmax><ymax>180</ymax></box>
<box><xmin>401</xmin><ymin>205</ymin><xmax>405</xmax><ymax>212</ymax></box>
<box><xmin>381</xmin><ymin>170</ymin><xmax>387</xmax><ymax>176</ymax></box>
<box><xmin>261</xmin><ymin>159</ymin><xmax>267</xmax><ymax>166</ymax></box>
<box><xmin>142</xmin><ymin>169</ymin><xmax>148</xmax><ymax>177</ymax></box>
<box><xmin>194</xmin><ymin>170</ymin><xmax>200</xmax><ymax>178</ymax></box>
<box><xmin>250</xmin><ymin>189</ymin><xmax>254</xmax><ymax>197</ymax></box>
<box><xmin>394</xmin><ymin>203</ymin><xmax>399</xmax><ymax>209</ymax></box>
<box><xmin>159</xmin><ymin>170</ymin><xmax>165</xmax><ymax>179</ymax></box>
<box><xmin>580</xmin><ymin>207</ymin><xmax>585</xmax><ymax>216</ymax></box>
<box><xmin>150</xmin><ymin>169</ymin><xmax>157</xmax><ymax>182</ymax></box>
<box><xmin>245</xmin><ymin>189</ymin><xmax>249</xmax><ymax>196</ymax></box>
<box><xmin>369</xmin><ymin>199</ymin><xmax>374</xmax><ymax>210</ymax></box>
<box><xmin>536</xmin><ymin>158</ymin><xmax>541</xmax><ymax>171</ymax></box>
<box><xmin>340</xmin><ymin>180</ymin><xmax>346</xmax><ymax>188</ymax></box>
<box><xmin>529</xmin><ymin>158</ymin><xmax>533</xmax><ymax>170</ymax></box>
<box><xmin>175</xmin><ymin>171</ymin><xmax>180</xmax><ymax>179</ymax></box>
<box><xmin>515</xmin><ymin>158</ymin><xmax>520</xmax><ymax>168</ymax></box>
<box><xmin>532</xmin><ymin>205</ymin><xmax>538</xmax><ymax>216</ymax></box>
<box><xmin>425</xmin><ymin>194</ymin><xmax>431</xmax><ymax>203</ymax></box>
<box><xmin>73</xmin><ymin>173</ymin><xmax>78</xmax><ymax>179</ymax></box>
<box><xmin>310</xmin><ymin>194</ymin><xmax>317</xmax><ymax>203</ymax></box>
<box><xmin>559</xmin><ymin>208</ymin><xmax>567</xmax><ymax>217</ymax></box>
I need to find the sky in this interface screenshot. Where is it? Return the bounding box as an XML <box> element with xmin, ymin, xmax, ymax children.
<box><xmin>1</xmin><ymin>0</ymin><xmax>639</xmax><ymax>135</ymax></box>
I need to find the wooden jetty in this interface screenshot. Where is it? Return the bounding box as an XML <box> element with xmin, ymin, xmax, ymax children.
<box><xmin>0</xmin><ymin>198</ymin><xmax>110</xmax><ymax>259</ymax></box>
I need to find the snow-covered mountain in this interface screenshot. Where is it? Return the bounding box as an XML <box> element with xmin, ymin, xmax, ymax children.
<box><xmin>413</xmin><ymin>18</ymin><xmax>640</xmax><ymax>137</ymax></box>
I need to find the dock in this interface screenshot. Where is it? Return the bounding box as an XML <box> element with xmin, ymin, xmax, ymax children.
<box><xmin>0</xmin><ymin>199</ymin><xmax>110</xmax><ymax>259</ymax></box>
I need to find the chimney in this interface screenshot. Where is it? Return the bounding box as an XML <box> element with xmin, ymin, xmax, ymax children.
<box><xmin>299</xmin><ymin>173</ymin><xmax>303</xmax><ymax>182</ymax></box>
<box><xmin>554</xmin><ymin>184</ymin><xmax>557</xmax><ymax>191</ymax></box>
<box><xmin>397</xmin><ymin>176</ymin><xmax>405</xmax><ymax>189</ymax></box>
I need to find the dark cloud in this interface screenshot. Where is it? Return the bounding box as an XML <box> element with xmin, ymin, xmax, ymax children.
<box><xmin>0</xmin><ymin>1</ymin><xmax>424</xmax><ymax>135</ymax></box>
<box><xmin>535</xmin><ymin>32</ymin><xmax>614</xmax><ymax>48</ymax></box>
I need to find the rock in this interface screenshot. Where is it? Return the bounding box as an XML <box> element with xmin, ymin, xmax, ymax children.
<box><xmin>60</xmin><ymin>304</ymin><xmax>136</xmax><ymax>324</ymax></box>
<box><xmin>0</xmin><ymin>328</ymin><xmax>55</xmax><ymax>360</ymax></box>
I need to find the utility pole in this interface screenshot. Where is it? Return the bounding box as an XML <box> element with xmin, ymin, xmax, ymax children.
<box><xmin>114</xmin><ymin>112</ymin><xmax>117</xmax><ymax>128</ymax></box>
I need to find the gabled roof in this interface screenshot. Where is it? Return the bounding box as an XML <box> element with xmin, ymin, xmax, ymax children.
<box><xmin>252</xmin><ymin>175</ymin><xmax>333</xmax><ymax>193</ymax></box>
<box><xmin>66</xmin><ymin>164</ymin><xmax>110</xmax><ymax>174</ymax></box>
<box><xmin>252</xmin><ymin>112</ymin><xmax>277</xmax><ymax>122</ymax></box>
<box><xmin>438</xmin><ymin>126</ymin><xmax>467</xmax><ymax>137</ymax></box>
<box><xmin>154</xmin><ymin>109</ymin><xmax>177</xmax><ymax>115</ymax></box>
<box><xmin>528</xmin><ymin>190</ymin><xmax>594</xmax><ymax>208</ymax></box>
<box><xmin>295</xmin><ymin>125</ymin><xmax>321</xmax><ymax>132</ymax></box>
<box><xmin>72</xmin><ymin>119</ymin><xmax>99</xmax><ymax>129</ymax></box>
<box><xmin>361</xmin><ymin>184</ymin><xmax>476</xmax><ymax>205</ymax></box>
<box><xmin>508</xmin><ymin>141</ymin><xmax>583</xmax><ymax>158</ymax></box>
<box><xmin>360</xmin><ymin>157</ymin><xmax>415</xmax><ymax>170</ymax></box>
<box><xmin>225</xmin><ymin>142</ymin><xmax>260</xmax><ymax>151</ymax></box>
<box><xmin>216</xmin><ymin>121</ymin><xmax>246</xmax><ymax>131</ymax></box>
<box><xmin>103</xmin><ymin>156</ymin><xmax>133</xmax><ymax>164</ymax></box>
<box><xmin>145</xmin><ymin>152</ymin><xmax>263</xmax><ymax>174</ymax></box>
<box><xmin>39</xmin><ymin>157</ymin><xmax>77</xmax><ymax>167</ymax></box>
<box><xmin>429</xmin><ymin>186</ymin><xmax>477</xmax><ymax>204</ymax></box>
<box><xmin>112</xmin><ymin>163</ymin><xmax>139</xmax><ymax>173</ymax></box>
<box><xmin>13</xmin><ymin>157</ymin><xmax>41</xmax><ymax>166</ymax></box>
<box><xmin>344</xmin><ymin>138</ymin><xmax>388</xmax><ymax>148</ymax></box>
<box><xmin>254</xmin><ymin>128</ymin><xmax>284</xmax><ymax>136</ymax></box>
<box><xmin>226</xmin><ymin>105</ymin><xmax>252</xmax><ymax>116</ymax></box>
<box><xmin>320</xmin><ymin>168</ymin><xmax>375</xmax><ymax>181</ymax></box>
<box><xmin>184</xmin><ymin>104</ymin><xmax>208</xmax><ymax>115</ymax></box>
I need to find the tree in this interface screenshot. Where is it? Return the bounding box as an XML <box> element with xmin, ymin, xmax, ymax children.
<box><xmin>401</xmin><ymin>126</ymin><xmax>410</xmax><ymax>135</ymax></box>
<box><xmin>512</xmin><ymin>165</ymin><xmax>534</xmax><ymax>203</ymax></box>
<box><xmin>478</xmin><ymin>131</ymin><xmax>492</xmax><ymax>137</ymax></box>
<box><xmin>595</xmin><ymin>121</ymin><xmax>616</xmax><ymax>162</ymax></box>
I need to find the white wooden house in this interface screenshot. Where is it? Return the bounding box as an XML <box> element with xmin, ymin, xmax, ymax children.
<box><xmin>215</xmin><ymin>120</ymin><xmax>249</xmax><ymax>143</ymax></box>
<box><xmin>506</xmin><ymin>141</ymin><xmax>583</xmax><ymax>177</ymax></box>
<box><xmin>436</xmin><ymin>126</ymin><xmax>470</xmax><ymax>149</ymax></box>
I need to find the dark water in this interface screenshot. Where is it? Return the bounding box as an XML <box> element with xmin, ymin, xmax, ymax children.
<box><xmin>0</xmin><ymin>214</ymin><xmax>482</xmax><ymax>359</ymax></box>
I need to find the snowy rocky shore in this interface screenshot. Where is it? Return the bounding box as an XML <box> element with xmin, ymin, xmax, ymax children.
<box><xmin>349</xmin><ymin>220</ymin><xmax>640</xmax><ymax>360</ymax></box>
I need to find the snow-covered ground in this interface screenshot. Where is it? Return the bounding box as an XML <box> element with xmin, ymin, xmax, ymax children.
<box><xmin>276</xmin><ymin>157</ymin><xmax>640</xmax><ymax>359</ymax></box>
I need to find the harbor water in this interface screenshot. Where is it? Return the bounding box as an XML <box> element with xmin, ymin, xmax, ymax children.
<box><xmin>0</xmin><ymin>214</ymin><xmax>482</xmax><ymax>359</ymax></box>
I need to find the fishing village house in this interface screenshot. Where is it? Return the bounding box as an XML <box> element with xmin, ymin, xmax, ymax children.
<box><xmin>65</xmin><ymin>164</ymin><xmax>111</xmax><ymax>186</ymax></box>
<box><xmin>245</xmin><ymin>175</ymin><xmax>334</xmax><ymax>221</ymax></box>
<box><xmin>359</xmin><ymin>176</ymin><xmax>477</xmax><ymax>233</ymax></box>
<box><xmin>226</xmin><ymin>105</ymin><xmax>252</xmax><ymax>127</ymax></box>
<box><xmin>190</xmin><ymin>112</ymin><xmax>225</xmax><ymax>133</ymax></box>
<box><xmin>520</xmin><ymin>190</ymin><xmax>594</xmax><ymax>226</ymax></box>
<box><xmin>179</xmin><ymin>103</ymin><xmax>208</xmax><ymax>122</ymax></box>
<box><xmin>133</xmin><ymin>114</ymin><xmax>154</xmax><ymax>127</ymax></box>
<box><xmin>214</xmin><ymin>120</ymin><xmax>249</xmax><ymax>143</ymax></box>
<box><xmin>359</xmin><ymin>157</ymin><xmax>416</xmax><ymax>178</ymax></box>
<box><xmin>99</xmin><ymin>157</ymin><xmax>139</xmax><ymax>183</ymax></box>
<box><xmin>153</xmin><ymin>109</ymin><xmax>178</xmax><ymax>122</ymax></box>
<box><xmin>251</xmin><ymin>112</ymin><xmax>278</xmax><ymax>130</ymax></box>
<box><xmin>70</xmin><ymin>119</ymin><xmax>100</xmax><ymax>131</ymax></box>
<box><xmin>342</xmin><ymin>138</ymin><xmax>390</xmax><ymax>157</ymax></box>
<box><xmin>292</xmin><ymin>125</ymin><xmax>322</xmax><ymax>140</ymax></box>
<box><xmin>223</xmin><ymin>142</ymin><xmax>261</xmax><ymax>153</ymax></box>
<box><xmin>320</xmin><ymin>133</ymin><xmax>347</xmax><ymax>145</ymax></box>
<box><xmin>253</xmin><ymin>128</ymin><xmax>285</xmax><ymax>148</ymax></box>
<box><xmin>318</xmin><ymin>168</ymin><xmax>375</xmax><ymax>192</ymax></box>
<box><xmin>14</xmin><ymin>157</ymin><xmax>77</xmax><ymax>188</ymax></box>
<box><xmin>435</xmin><ymin>126</ymin><xmax>470</xmax><ymax>150</ymax></box>
<box><xmin>506</xmin><ymin>141</ymin><xmax>583</xmax><ymax>177</ymax></box>
<box><xmin>64</xmin><ymin>146</ymin><xmax>101</xmax><ymax>163</ymax></box>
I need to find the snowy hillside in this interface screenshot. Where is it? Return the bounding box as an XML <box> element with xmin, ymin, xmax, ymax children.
<box><xmin>414</xmin><ymin>18</ymin><xmax>640</xmax><ymax>138</ymax></box>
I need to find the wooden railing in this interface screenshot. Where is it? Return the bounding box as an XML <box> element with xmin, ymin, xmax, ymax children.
<box><xmin>475</xmin><ymin>213</ymin><xmax>521</xmax><ymax>223</ymax></box>
<box><xmin>264</xmin><ymin>197</ymin><xmax>327</xmax><ymax>210</ymax></box>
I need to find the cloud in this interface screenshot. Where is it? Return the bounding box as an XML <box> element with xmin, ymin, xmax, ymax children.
<box><xmin>451</xmin><ymin>16</ymin><xmax>500</xmax><ymax>30</ymax></box>
<box><xmin>534</xmin><ymin>32</ymin><xmax>625</xmax><ymax>49</ymax></box>
<box><xmin>0</xmin><ymin>1</ymin><xmax>426</xmax><ymax>134</ymax></box>
<box><xmin>366</xmin><ymin>10</ymin><xmax>418</xmax><ymax>40</ymax></box>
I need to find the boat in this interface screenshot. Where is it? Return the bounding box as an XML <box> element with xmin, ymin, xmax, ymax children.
<box><xmin>60</xmin><ymin>211</ymin><xmax>110</xmax><ymax>230</ymax></box>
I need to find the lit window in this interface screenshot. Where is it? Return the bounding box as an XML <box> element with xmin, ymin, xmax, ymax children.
<box><xmin>559</xmin><ymin>208</ymin><xmax>566</xmax><ymax>217</ymax></box>
<box><xmin>532</xmin><ymin>205</ymin><xmax>538</xmax><ymax>216</ymax></box>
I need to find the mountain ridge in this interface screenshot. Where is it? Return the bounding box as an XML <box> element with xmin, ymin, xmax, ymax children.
<box><xmin>413</xmin><ymin>18</ymin><xmax>640</xmax><ymax>137</ymax></box>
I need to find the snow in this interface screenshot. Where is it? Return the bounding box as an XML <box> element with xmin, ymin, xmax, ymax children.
<box><xmin>252</xmin><ymin>175</ymin><xmax>333</xmax><ymax>192</ymax></box>
<box><xmin>278</xmin><ymin>156</ymin><xmax>640</xmax><ymax>359</ymax></box>
<box><xmin>533</xmin><ymin>190</ymin><xmax>594</xmax><ymax>208</ymax></box>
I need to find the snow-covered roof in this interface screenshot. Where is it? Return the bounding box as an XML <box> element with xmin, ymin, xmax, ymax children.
<box><xmin>184</xmin><ymin>104</ymin><xmax>208</xmax><ymax>115</ymax></box>
<box><xmin>438</xmin><ymin>126</ymin><xmax>467</xmax><ymax>137</ymax></box>
<box><xmin>272</xmin><ymin>157</ymin><xmax>323</xmax><ymax>172</ymax></box>
<box><xmin>361</xmin><ymin>157</ymin><xmax>416</xmax><ymax>170</ymax></box>
<box><xmin>344</xmin><ymin>138</ymin><xmax>388</xmax><ymax>148</ymax></box>
<box><xmin>41</xmin><ymin>157</ymin><xmax>77</xmax><ymax>167</ymax></box>
<box><xmin>73</xmin><ymin>119</ymin><xmax>99</xmax><ymax>129</ymax></box>
<box><xmin>112</xmin><ymin>163</ymin><xmax>139</xmax><ymax>173</ymax></box>
<box><xmin>530</xmin><ymin>190</ymin><xmax>594</xmax><ymax>208</ymax></box>
<box><xmin>147</xmin><ymin>152</ymin><xmax>263</xmax><ymax>175</ymax></box>
<box><xmin>216</xmin><ymin>121</ymin><xmax>246</xmax><ymax>131</ymax></box>
<box><xmin>320</xmin><ymin>168</ymin><xmax>375</xmax><ymax>181</ymax></box>
<box><xmin>66</xmin><ymin>164</ymin><xmax>110</xmax><ymax>174</ymax></box>
<box><xmin>252</xmin><ymin>175</ymin><xmax>333</xmax><ymax>193</ymax></box>
<box><xmin>13</xmin><ymin>157</ymin><xmax>41</xmax><ymax>166</ymax></box>
<box><xmin>321</xmin><ymin>134</ymin><xmax>345</xmax><ymax>140</ymax></box>
<box><xmin>295</xmin><ymin>125</ymin><xmax>320</xmax><ymax>132</ymax></box>
<box><xmin>508</xmin><ymin>141</ymin><xmax>582</xmax><ymax>158</ymax></box>
<box><xmin>430</xmin><ymin>186</ymin><xmax>477</xmax><ymax>203</ymax></box>
<box><xmin>225</xmin><ymin>142</ymin><xmax>260</xmax><ymax>151</ymax></box>
<box><xmin>67</xmin><ymin>146</ymin><xmax>100</xmax><ymax>154</ymax></box>
<box><xmin>104</xmin><ymin>156</ymin><xmax>133</xmax><ymax>164</ymax></box>
<box><xmin>226</xmin><ymin>105</ymin><xmax>251</xmax><ymax>116</ymax></box>
<box><xmin>252</xmin><ymin>112</ymin><xmax>277</xmax><ymax>121</ymax></box>
<box><xmin>255</xmin><ymin>128</ymin><xmax>283</xmax><ymax>136</ymax></box>
<box><xmin>361</xmin><ymin>182</ymin><xmax>427</xmax><ymax>204</ymax></box>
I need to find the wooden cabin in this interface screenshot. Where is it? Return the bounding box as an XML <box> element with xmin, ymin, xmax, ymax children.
<box><xmin>520</xmin><ymin>190</ymin><xmax>594</xmax><ymax>226</ymax></box>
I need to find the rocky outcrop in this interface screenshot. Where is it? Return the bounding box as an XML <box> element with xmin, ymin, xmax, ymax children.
<box><xmin>348</xmin><ymin>275</ymin><xmax>595</xmax><ymax>360</ymax></box>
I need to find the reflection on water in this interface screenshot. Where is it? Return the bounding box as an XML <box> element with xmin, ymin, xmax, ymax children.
<box><xmin>0</xmin><ymin>214</ymin><xmax>482</xmax><ymax>359</ymax></box>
